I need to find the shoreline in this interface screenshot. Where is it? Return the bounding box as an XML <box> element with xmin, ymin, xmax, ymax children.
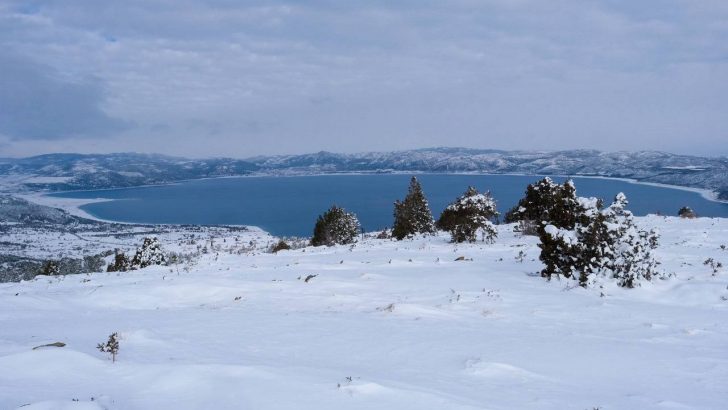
<box><xmin>37</xmin><ymin>170</ymin><xmax>725</xmax><ymax>202</ymax></box>
<box><xmin>16</xmin><ymin>193</ymin><xmax>115</xmax><ymax>222</ymax></box>
<box><xmin>16</xmin><ymin>192</ymin><xmax>268</xmax><ymax>233</ymax></box>
<box><xmin>17</xmin><ymin>171</ymin><xmax>727</xmax><ymax>226</ymax></box>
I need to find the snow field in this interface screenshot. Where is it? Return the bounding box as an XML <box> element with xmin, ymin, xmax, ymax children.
<box><xmin>1</xmin><ymin>216</ymin><xmax>727</xmax><ymax>409</ymax></box>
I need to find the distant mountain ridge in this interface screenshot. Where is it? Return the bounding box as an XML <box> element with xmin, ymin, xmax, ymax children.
<box><xmin>0</xmin><ymin>152</ymin><xmax>260</xmax><ymax>191</ymax></box>
<box><xmin>1</xmin><ymin>148</ymin><xmax>727</xmax><ymax>200</ymax></box>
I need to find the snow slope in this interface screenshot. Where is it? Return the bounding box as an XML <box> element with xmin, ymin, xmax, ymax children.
<box><xmin>1</xmin><ymin>217</ymin><xmax>727</xmax><ymax>409</ymax></box>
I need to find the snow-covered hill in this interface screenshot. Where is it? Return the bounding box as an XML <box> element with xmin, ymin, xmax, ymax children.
<box><xmin>2</xmin><ymin>148</ymin><xmax>727</xmax><ymax>200</ymax></box>
<box><xmin>254</xmin><ymin>148</ymin><xmax>728</xmax><ymax>200</ymax></box>
<box><xmin>1</xmin><ymin>216</ymin><xmax>727</xmax><ymax>409</ymax></box>
<box><xmin>0</xmin><ymin>153</ymin><xmax>260</xmax><ymax>192</ymax></box>
<box><xmin>0</xmin><ymin>196</ymin><xmax>268</xmax><ymax>282</ymax></box>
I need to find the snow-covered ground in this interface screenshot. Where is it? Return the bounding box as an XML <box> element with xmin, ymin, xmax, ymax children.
<box><xmin>1</xmin><ymin>216</ymin><xmax>727</xmax><ymax>409</ymax></box>
<box><xmin>1</xmin><ymin>222</ymin><xmax>271</xmax><ymax>262</ymax></box>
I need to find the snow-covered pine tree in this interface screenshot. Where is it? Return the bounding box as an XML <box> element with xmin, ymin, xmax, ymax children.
<box><xmin>571</xmin><ymin>197</ymin><xmax>611</xmax><ymax>286</ymax></box>
<box><xmin>505</xmin><ymin>177</ymin><xmax>587</xmax><ymax>234</ymax></box>
<box><xmin>550</xmin><ymin>180</ymin><xmax>583</xmax><ymax>229</ymax></box>
<box><xmin>505</xmin><ymin>177</ymin><xmax>560</xmax><ymax>224</ymax></box>
<box><xmin>538</xmin><ymin>224</ymin><xmax>581</xmax><ymax>281</ymax></box>
<box><xmin>392</xmin><ymin>176</ymin><xmax>435</xmax><ymax>240</ymax></box>
<box><xmin>130</xmin><ymin>237</ymin><xmax>166</xmax><ymax>269</ymax></box>
<box><xmin>539</xmin><ymin>192</ymin><xmax>661</xmax><ymax>288</ymax></box>
<box><xmin>601</xmin><ymin>193</ymin><xmax>661</xmax><ymax>288</ymax></box>
<box><xmin>437</xmin><ymin>186</ymin><xmax>499</xmax><ymax>243</ymax></box>
<box><xmin>311</xmin><ymin>205</ymin><xmax>361</xmax><ymax>246</ymax></box>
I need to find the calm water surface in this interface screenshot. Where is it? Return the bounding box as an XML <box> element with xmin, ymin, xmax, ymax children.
<box><xmin>50</xmin><ymin>174</ymin><xmax>728</xmax><ymax>237</ymax></box>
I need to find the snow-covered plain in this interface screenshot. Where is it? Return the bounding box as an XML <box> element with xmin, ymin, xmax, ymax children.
<box><xmin>1</xmin><ymin>217</ymin><xmax>727</xmax><ymax>409</ymax></box>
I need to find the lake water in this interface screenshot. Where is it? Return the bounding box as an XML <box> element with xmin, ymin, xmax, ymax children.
<box><xmin>50</xmin><ymin>174</ymin><xmax>728</xmax><ymax>237</ymax></box>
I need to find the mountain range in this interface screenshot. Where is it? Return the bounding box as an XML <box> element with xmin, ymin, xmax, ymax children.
<box><xmin>1</xmin><ymin>148</ymin><xmax>726</xmax><ymax>200</ymax></box>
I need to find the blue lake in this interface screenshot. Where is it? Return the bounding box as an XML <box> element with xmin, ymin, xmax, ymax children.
<box><xmin>50</xmin><ymin>174</ymin><xmax>728</xmax><ymax>237</ymax></box>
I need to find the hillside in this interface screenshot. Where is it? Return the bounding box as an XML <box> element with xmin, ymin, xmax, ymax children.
<box><xmin>1</xmin><ymin>216</ymin><xmax>727</xmax><ymax>409</ymax></box>
<box><xmin>0</xmin><ymin>153</ymin><xmax>259</xmax><ymax>192</ymax></box>
<box><xmin>0</xmin><ymin>197</ymin><xmax>259</xmax><ymax>282</ymax></box>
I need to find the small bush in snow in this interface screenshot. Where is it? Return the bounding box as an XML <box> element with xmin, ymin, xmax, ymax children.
<box><xmin>39</xmin><ymin>260</ymin><xmax>61</xmax><ymax>276</ymax></box>
<box><xmin>704</xmin><ymin>258</ymin><xmax>723</xmax><ymax>274</ymax></box>
<box><xmin>376</xmin><ymin>228</ymin><xmax>391</xmax><ymax>239</ymax></box>
<box><xmin>392</xmin><ymin>176</ymin><xmax>436</xmax><ymax>240</ymax></box>
<box><xmin>437</xmin><ymin>186</ymin><xmax>499</xmax><ymax>243</ymax></box>
<box><xmin>539</xmin><ymin>192</ymin><xmax>661</xmax><ymax>288</ymax></box>
<box><xmin>97</xmin><ymin>332</ymin><xmax>120</xmax><ymax>362</ymax></box>
<box><xmin>311</xmin><ymin>205</ymin><xmax>361</xmax><ymax>246</ymax></box>
<box><xmin>678</xmin><ymin>206</ymin><xmax>697</xmax><ymax>218</ymax></box>
<box><xmin>166</xmin><ymin>252</ymin><xmax>181</xmax><ymax>265</ymax></box>
<box><xmin>270</xmin><ymin>240</ymin><xmax>291</xmax><ymax>253</ymax></box>
<box><xmin>107</xmin><ymin>250</ymin><xmax>131</xmax><ymax>272</ymax></box>
<box><xmin>131</xmin><ymin>237</ymin><xmax>166</xmax><ymax>269</ymax></box>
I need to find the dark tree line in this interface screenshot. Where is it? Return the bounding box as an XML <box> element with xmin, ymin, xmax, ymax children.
<box><xmin>310</xmin><ymin>176</ymin><xmax>499</xmax><ymax>246</ymax></box>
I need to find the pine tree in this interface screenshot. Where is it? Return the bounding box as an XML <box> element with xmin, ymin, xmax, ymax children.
<box><xmin>538</xmin><ymin>224</ymin><xmax>581</xmax><ymax>281</ymax></box>
<box><xmin>392</xmin><ymin>177</ymin><xmax>435</xmax><ymax>240</ymax></box>
<box><xmin>130</xmin><ymin>237</ymin><xmax>166</xmax><ymax>269</ymax></box>
<box><xmin>505</xmin><ymin>178</ymin><xmax>584</xmax><ymax>230</ymax></box>
<box><xmin>437</xmin><ymin>186</ymin><xmax>499</xmax><ymax>243</ymax></box>
<box><xmin>539</xmin><ymin>192</ymin><xmax>661</xmax><ymax>288</ymax></box>
<box><xmin>551</xmin><ymin>180</ymin><xmax>582</xmax><ymax>229</ymax></box>
<box><xmin>311</xmin><ymin>205</ymin><xmax>361</xmax><ymax>246</ymax></box>
<box><xmin>601</xmin><ymin>193</ymin><xmax>660</xmax><ymax>288</ymax></box>
<box><xmin>505</xmin><ymin>177</ymin><xmax>559</xmax><ymax>224</ymax></box>
<box><xmin>574</xmin><ymin>208</ymin><xmax>611</xmax><ymax>285</ymax></box>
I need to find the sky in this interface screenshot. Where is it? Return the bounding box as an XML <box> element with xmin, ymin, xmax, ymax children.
<box><xmin>1</xmin><ymin>0</ymin><xmax>727</xmax><ymax>158</ymax></box>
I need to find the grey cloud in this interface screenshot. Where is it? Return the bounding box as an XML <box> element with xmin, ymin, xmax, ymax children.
<box><xmin>0</xmin><ymin>1</ymin><xmax>726</xmax><ymax>156</ymax></box>
<box><xmin>0</xmin><ymin>52</ymin><xmax>128</xmax><ymax>140</ymax></box>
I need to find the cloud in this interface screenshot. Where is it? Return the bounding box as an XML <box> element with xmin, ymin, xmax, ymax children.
<box><xmin>0</xmin><ymin>52</ymin><xmax>128</xmax><ymax>140</ymax></box>
<box><xmin>0</xmin><ymin>1</ymin><xmax>726</xmax><ymax>156</ymax></box>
